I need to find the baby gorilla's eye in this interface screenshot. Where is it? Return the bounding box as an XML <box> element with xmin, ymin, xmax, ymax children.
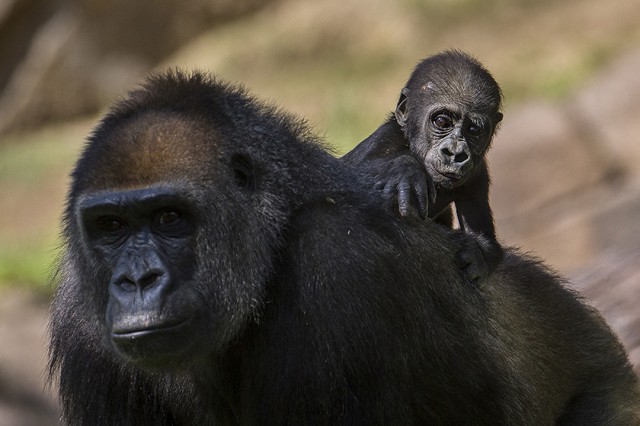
<box><xmin>433</xmin><ymin>114</ymin><xmax>453</xmax><ymax>130</ymax></box>
<box><xmin>157</xmin><ymin>210</ymin><xmax>181</xmax><ymax>226</ymax></box>
<box><xmin>467</xmin><ymin>123</ymin><xmax>483</xmax><ymax>137</ymax></box>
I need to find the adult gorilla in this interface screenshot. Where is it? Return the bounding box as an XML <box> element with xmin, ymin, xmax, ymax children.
<box><xmin>48</xmin><ymin>70</ymin><xmax>639</xmax><ymax>425</ymax></box>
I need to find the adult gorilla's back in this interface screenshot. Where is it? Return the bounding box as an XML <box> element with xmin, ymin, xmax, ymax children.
<box><xmin>48</xmin><ymin>70</ymin><xmax>639</xmax><ymax>425</ymax></box>
<box><xmin>270</xmin><ymin>198</ymin><xmax>639</xmax><ymax>424</ymax></box>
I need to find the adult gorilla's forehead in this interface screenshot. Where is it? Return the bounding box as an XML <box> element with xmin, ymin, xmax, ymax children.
<box><xmin>77</xmin><ymin>111</ymin><xmax>224</xmax><ymax>193</ymax></box>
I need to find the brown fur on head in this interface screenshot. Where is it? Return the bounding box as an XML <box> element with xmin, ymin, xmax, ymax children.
<box><xmin>80</xmin><ymin>112</ymin><xmax>219</xmax><ymax>193</ymax></box>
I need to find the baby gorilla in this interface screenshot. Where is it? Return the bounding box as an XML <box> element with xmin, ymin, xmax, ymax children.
<box><xmin>342</xmin><ymin>50</ymin><xmax>503</xmax><ymax>282</ymax></box>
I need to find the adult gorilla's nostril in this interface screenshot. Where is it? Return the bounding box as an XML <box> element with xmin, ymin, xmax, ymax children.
<box><xmin>137</xmin><ymin>271</ymin><xmax>162</xmax><ymax>289</ymax></box>
<box><xmin>115</xmin><ymin>270</ymin><xmax>163</xmax><ymax>291</ymax></box>
<box><xmin>117</xmin><ymin>277</ymin><xmax>137</xmax><ymax>292</ymax></box>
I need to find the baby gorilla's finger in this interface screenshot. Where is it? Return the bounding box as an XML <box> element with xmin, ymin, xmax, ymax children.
<box><xmin>397</xmin><ymin>180</ymin><xmax>412</xmax><ymax>217</ymax></box>
<box><xmin>426</xmin><ymin>173</ymin><xmax>437</xmax><ymax>205</ymax></box>
<box><xmin>373</xmin><ymin>180</ymin><xmax>385</xmax><ymax>191</ymax></box>
<box><xmin>383</xmin><ymin>179</ymin><xmax>399</xmax><ymax>198</ymax></box>
<box><xmin>413</xmin><ymin>180</ymin><xmax>428</xmax><ymax>220</ymax></box>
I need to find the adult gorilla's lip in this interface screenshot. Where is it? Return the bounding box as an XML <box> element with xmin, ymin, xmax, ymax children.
<box><xmin>111</xmin><ymin>316</ymin><xmax>192</xmax><ymax>338</ymax></box>
<box><xmin>110</xmin><ymin>316</ymin><xmax>195</xmax><ymax>365</ymax></box>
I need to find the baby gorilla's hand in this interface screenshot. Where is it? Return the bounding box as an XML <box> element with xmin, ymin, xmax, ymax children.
<box><xmin>451</xmin><ymin>231</ymin><xmax>492</xmax><ymax>284</ymax></box>
<box><xmin>373</xmin><ymin>155</ymin><xmax>436</xmax><ymax>220</ymax></box>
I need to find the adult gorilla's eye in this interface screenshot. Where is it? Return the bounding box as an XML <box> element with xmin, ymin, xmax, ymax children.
<box><xmin>157</xmin><ymin>210</ymin><xmax>181</xmax><ymax>226</ymax></box>
<box><xmin>97</xmin><ymin>216</ymin><xmax>126</xmax><ymax>233</ymax></box>
<box><xmin>433</xmin><ymin>114</ymin><xmax>453</xmax><ymax>130</ymax></box>
<box><xmin>154</xmin><ymin>209</ymin><xmax>192</xmax><ymax>238</ymax></box>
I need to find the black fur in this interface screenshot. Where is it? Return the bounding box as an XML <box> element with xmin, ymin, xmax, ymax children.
<box><xmin>342</xmin><ymin>50</ymin><xmax>504</xmax><ymax>283</ymax></box>
<box><xmin>49</xmin><ymin>70</ymin><xmax>640</xmax><ymax>425</ymax></box>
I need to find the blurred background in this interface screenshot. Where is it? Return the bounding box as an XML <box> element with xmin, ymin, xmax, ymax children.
<box><xmin>1</xmin><ymin>0</ymin><xmax>639</xmax><ymax>423</ymax></box>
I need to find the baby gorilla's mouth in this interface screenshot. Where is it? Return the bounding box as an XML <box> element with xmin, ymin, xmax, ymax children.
<box><xmin>436</xmin><ymin>169</ymin><xmax>463</xmax><ymax>181</ymax></box>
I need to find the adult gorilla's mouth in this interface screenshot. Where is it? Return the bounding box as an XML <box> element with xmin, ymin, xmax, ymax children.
<box><xmin>111</xmin><ymin>315</ymin><xmax>192</xmax><ymax>337</ymax></box>
<box><xmin>110</xmin><ymin>316</ymin><xmax>194</xmax><ymax>366</ymax></box>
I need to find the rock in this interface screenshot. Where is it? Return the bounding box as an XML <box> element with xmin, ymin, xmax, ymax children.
<box><xmin>570</xmin><ymin>50</ymin><xmax>640</xmax><ymax>175</ymax></box>
<box><xmin>489</xmin><ymin>47</ymin><xmax>640</xmax><ymax>272</ymax></box>
<box><xmin>570</xmin><ymin>245</ymin><xmax>640</xmax><ymax>372</ymax></box>
<box><xmin>489</xmin><ymin>100</ymin><xmax>616</xmax><ymax>220</ymax></box>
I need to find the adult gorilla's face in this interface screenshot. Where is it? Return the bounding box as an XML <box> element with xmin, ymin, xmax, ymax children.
<box><xmin>67</xmin><ymin>112</ymin><xmax>281</xmax><ymax>370</ymax></box>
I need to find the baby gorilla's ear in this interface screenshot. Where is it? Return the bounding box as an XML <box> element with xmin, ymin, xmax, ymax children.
<box><xmin>395</xmin><ymin>87</ymin><xmax>410</xmax><ymax>127</ymax></box>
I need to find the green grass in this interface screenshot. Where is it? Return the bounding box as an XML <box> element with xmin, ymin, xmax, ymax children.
<box><xmin>0</xmin><ymin>237</ymin><xmax>60</xmax><ymax>291</ymax></box>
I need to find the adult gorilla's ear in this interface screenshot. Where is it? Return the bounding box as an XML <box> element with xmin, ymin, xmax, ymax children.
<box><xmin>395</xmin><ymin>87</ymin><xmax>410</xmax><ymax>127</ymax></box>
<box><xmin>231</xmin><ymin>153</ymin><xmax>257</xmax><ymax>191</ymax></box>
<box><xmin>492</xmin><ymin>112</ymin><xmax>503</xmax><ymax>125</ymax></box>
